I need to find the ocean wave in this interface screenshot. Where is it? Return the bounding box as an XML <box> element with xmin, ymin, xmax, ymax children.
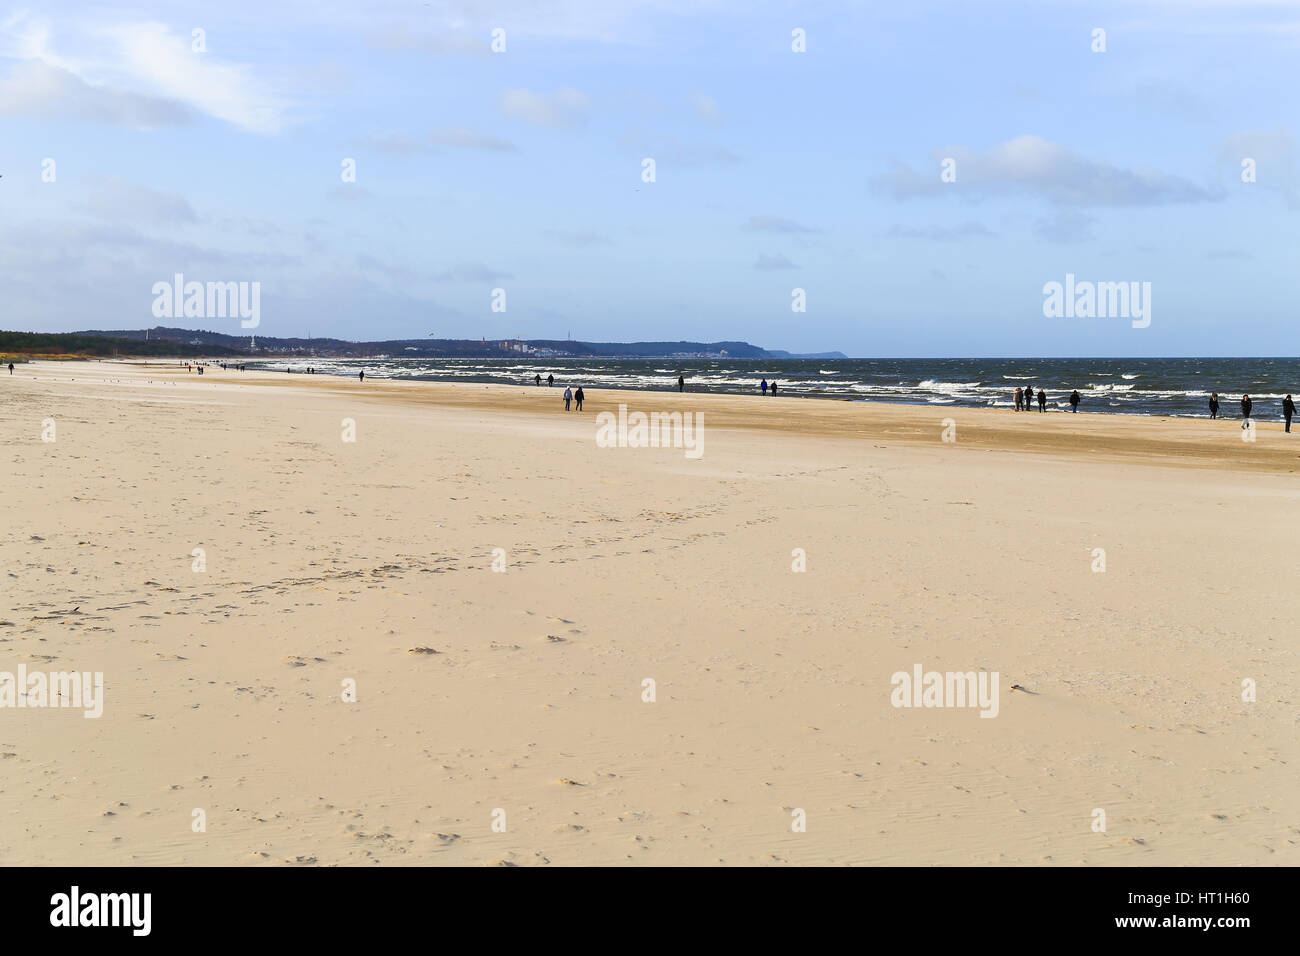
<box><xmin>246</xmin><ymin>358</ymin><xmax>1300</xmax><ymax>419</ymax></box>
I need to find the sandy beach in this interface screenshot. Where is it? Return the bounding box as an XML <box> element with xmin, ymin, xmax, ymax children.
<box><xmin>1</xmin><ymin>358</ymin><xmax>1296</xmax><ymax>866</ymax></box>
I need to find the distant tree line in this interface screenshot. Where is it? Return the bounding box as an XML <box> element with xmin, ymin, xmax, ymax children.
<box><xmin>0</xmin><ymin>331</ymin><xmax>244</xmax><ymax>358</ymax></box>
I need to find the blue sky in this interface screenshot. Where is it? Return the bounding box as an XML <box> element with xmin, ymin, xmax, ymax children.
<box><xmin>2</xmin><ymin>0</ymin><xmax>1298</xmax><ymax>357</ymax></box>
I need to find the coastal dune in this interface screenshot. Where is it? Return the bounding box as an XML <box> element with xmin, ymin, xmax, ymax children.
<box><xmin>1</xmin><ymin>360</ymin><xmax>1296</xmax><ymax>865</ymax></box>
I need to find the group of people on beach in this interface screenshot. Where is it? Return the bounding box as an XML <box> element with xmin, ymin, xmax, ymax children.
<box><xmin>525</xmin><ymin>369</ymin><xmax>1296</xmax><ymax>430</ymax></box>
<box><xmin>532</xmin><ymin>373</ymin><xmax>584</xmax><ymax>411</ymax></box>
<box><xmin>562</xmin><ymin>385</ymin><xmax>585</xmax><ymax>411</ymax></box>
<box><xmin>181</xmin><ymin>362</ymin><xmax>248</xmax><ymax>372</ymax></box>
<box><xmin>1211</xmin><ymin>392</ymin><xmax>1296</xmax><ymax>432</ymax></box>
<box><xmin>1013</xmin><ymin>386</ymin><xmax>1082</xmax><ymax>412</ymax></box>
<box><xmin>9</xmin><ymin>359</ymin><xmax>1297</xmax><ymax>433</ymax></box>
<box><xmin>1015</xmin><ymin>386</ymin><xmax>1295</xmax><ymax>429</ymax></box>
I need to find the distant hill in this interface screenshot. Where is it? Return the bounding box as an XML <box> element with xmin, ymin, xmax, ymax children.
<box><xmin>56</xmin><ymin>327</ymin><xmax>846</xmax><ymax>359</ymax></box>
<box><xmin>0</xmin><ymin>329</ymin><xmax>243</xmax><ymax>359</ymax></box>
<box><xmin>764</xmin><ymin>349</ymin><xmax>852</xmax><ymax>360</ymax></box>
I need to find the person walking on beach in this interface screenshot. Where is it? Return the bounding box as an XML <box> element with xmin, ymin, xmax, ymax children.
<box><xmin>1025</xmin><ymin>386</ymin><xmax>1035</xmax><ymax>411</ymax></box>
<box><xmin>678</xmin><ymin>375</ymin><xmax>685</xmax><ymax>393</ymax></box>
<box><xmin>534</xmin><ymin>373</ymin><xmax>541</xmax><ymax>386</ymax></box>
<box><xmin>1069</xmin><ymin>389</ymin><xmax>1081</xmax><ymax>412</ymax></box>
<box><xmin>760</xmin><ymin>378</ymin><xmax>768</xmax><ymax>395</ymax></box>
<box><xmin>563</xmin><ymin>386</ymin><xmax>572</xmax><ymax>411</ymax></box>
<box><xmin>1209</xmin><ymin>392</ymin><xmax>1219</xmax><ymax>419</ymax></box>
<box><xmin>7</xmin><ymin>363</ymin><xmax>12</xmax><ymax>375</ymax></box>
<box><xmin>547</xmin><ymin>373</ymin><xmax>554</xmax><ymax>387</ymax></box>
<box><xmin>771</xmin><ymin>380</ymin><xmax>778</xmax><ymax>395</ymax></box>
<box><xmin>1014</xmin><ymin>387</ymin><xmax>1023</xmax><ymax>411</ymax></box>
<box><xmin>358</xmin><ymin>370</ymin><xmax>364</xmax><ymax>382</ymax></box>
<box><xmin>1037</xmin><ymin>389</ymin><xmax>1046</xmax><ymax>412</ymax></box>
<box><xmin>1283</xmin><ymin>394</ymin><xmax>1295</xmax><ymax>433</ymax></box>
<box><xmin>574</xmin><ymin>386</ymin><xmax>584</xmax><ymax>411</ymax></box>
<box><xmin>1241</xmin><ymin>394</ymin><xmax>1252</xmax><ymax>428</ymax></box>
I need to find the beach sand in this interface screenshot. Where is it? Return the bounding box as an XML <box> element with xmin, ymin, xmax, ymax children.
<box><xmin>1</xmin><ymin>359</ymin><xmax>1296</xmax><ymax>865</ymax></box>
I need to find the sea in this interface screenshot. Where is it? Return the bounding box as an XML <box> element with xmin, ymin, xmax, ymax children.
<box><xmin>247</xmin><ymin>357</ymin><xmax>1300</xmax><ymax>419</ymax></box>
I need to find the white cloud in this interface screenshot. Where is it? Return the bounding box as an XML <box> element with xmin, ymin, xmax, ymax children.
<box><xmin>873</xmin><ymin>135</ymin><xmax>1222</xmax><ymax>206</ymax></box>
<box><xmin>0</xmin><ymin>59</ymin><xmax>191</xmax><ymax>127</ymax></box>
<box><xmin>80</xmin><ymin>176</ymin><xmax>198</xmax><ymax>224</ymax></box>
<box><xmin>107</xmin><ymin>22</ymin><xmax>286</xmax><ymax>133</ymax></box>
<box><xmin>0</xmin><ymin>14</ymin><xmax>288</xmax><ymax>133</ymax></box>
<box><xmin>500</xmin><ymin>87</ymin><xmax>589</xmax><ymax>128</ymax></box>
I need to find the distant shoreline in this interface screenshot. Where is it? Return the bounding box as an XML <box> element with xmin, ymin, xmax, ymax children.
<box><xmin>14</xmin><ymin>358</ymin><xmax>1299</xmax><ymax>475</ymax></box>
<box><xmin>90</xmin><ymin>355</ymin><xmax>1300</xmax><ymax>424</ymax></box>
